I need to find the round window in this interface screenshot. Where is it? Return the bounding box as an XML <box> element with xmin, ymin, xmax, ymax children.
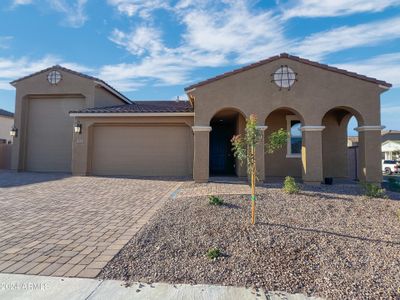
<box><xmin>47</xmin><ymin>70</ymin><xmax>62</xmax><ymax>85</ymax></box>
<box><xmin>272</xmin><ymin>65</ymin><xmax>296</xmax><ymax>88</ymax></box>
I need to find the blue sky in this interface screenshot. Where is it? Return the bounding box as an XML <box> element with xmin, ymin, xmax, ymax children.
<box><xmin>0</xmin><ymin>0</ymin><xmax>399</xmax><ymax>134</ymax></box>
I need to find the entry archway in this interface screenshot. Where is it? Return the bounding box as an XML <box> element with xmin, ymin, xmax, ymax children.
<box><xmin>209</xmin><ymin>108</ymin><xmax>246</xmax><ymax>176</ymax></box>
<box><xmin>321</xmin><ymin>107</ymin><xmax>364</xmax><ymax>181</ymax></box>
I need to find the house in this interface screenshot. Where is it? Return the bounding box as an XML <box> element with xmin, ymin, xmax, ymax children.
<box><xmin>347</xmin><ymin>131</ymin><xmax>400</xmax><ymax>161</ymax></box>
<box><xmin>10</xmin><ymin>53</ymin><xmax>391</xmax><ymax>183</ymax></box>
<box><xmin>381</xmin><ymin>130</ymin><xmax>400</xmax><ymax>160</ymax></box>
<box><xmin>0</xmin><ymin>109</ymin><xmax>14</xmax><ymax>144</ymax></box>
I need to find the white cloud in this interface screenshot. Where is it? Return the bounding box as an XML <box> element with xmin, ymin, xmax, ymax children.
<box><xmin>6</xmin><ymin>1</ymin><xmax>400</xmax><ymax>93</ymax></box>
<box><xmin>382</xmin><ymin>105</ymin><xmax>400</xmax><ymax>114</ymax></box>
<box><xmin>12</xmin><ymin>0</ymin><xmax>33</xmax><ymax>6</ymax></box>
<box><xmin>294</xmin><ymin>17</ymin><xmax>400</xmax><ymax>60</ymax></box>
<box><xmin>280</xmin><ymin>0</ymin><xmax>400</xmax><ymax>19</ymax></box>
<box><xmin>0</xmin><ymin>55</ymin><xmax>92</xmax><ymax>90</ymax></box>
<box><xmin>107</xmin><ymin>0</ymin><xmax>169</xmax><ymax>18</ymax></box>
<box><xmin>335</xmin><ymin>52</ymin><xmax>400</xmax><ymax>87</ymax></box>
<box><xmin>109</xmin><ymin>26</ymin><xmax>164</xmax><ymax>56</ymax></box>
<box><xmin>47</xmin><ymin>0</ymin><xmax>88</xmax><ymax>28</ymax></box>
<box><xmin>181</xmin><ymin>1</ymin><xmax>287</xmax><ymax>64</ymax></box>
<box><xmin>104</xmin><ymin>0</ymin><xmax>289</xmax><ymax>88</ymax></box>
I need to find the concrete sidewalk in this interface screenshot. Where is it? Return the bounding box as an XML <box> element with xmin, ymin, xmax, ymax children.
<box><xmin>0</xmin><ymin>273</ymin><xmax>322</xmax><ymax>300</ymax></box>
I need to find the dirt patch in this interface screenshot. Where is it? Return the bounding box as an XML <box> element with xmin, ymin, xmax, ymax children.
<box><xmin>100</xmin><ymin>184</ymin><xmax>400</xmax><ymax>299</ymax></box>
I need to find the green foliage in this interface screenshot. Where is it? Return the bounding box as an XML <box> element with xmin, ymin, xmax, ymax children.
<box><xmin>361</xmin><ymin>182</ymin><xmax>387</xmax><ymax>198</ymax></box>
<box><xmin>266</xmin><ymin>128</ymin><xmax>289</xmax><ymax>154</ymax></box>
<box><xmin>231</xmin><ymin>114</ymin><xmax>262</xmax><ymax>176</ymax></box>
<box><xmin>283</xmin><ymin>176</ymin><xmax>300</xmax><ymax>194</ymax></box>
<box><xmin>208</xmin><ymin>195</ymin><xmax>224</xmax><ymax>206</ymax></box>
<box><xmin>206</xmin><ymin>247</ymin><xmax>221</xmax><ymax>260</ymax></box>
<box><xmin>231</xmin><ymin>115</ymin><xmax>288</xmax><ymax>177</ymax></box>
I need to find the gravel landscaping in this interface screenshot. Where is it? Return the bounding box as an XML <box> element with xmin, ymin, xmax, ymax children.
<box><xmin>100</xmin><ymin>184</ymin><xmax>400</xmax><ymax>299</ymax></box>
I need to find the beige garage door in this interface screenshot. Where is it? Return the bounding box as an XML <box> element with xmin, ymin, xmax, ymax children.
<box><xmin>26</xmin><ymin>97</ymin><xmax>84</xmax><ymax>172</ymax></box>
<box><xmin>91</xmin><ymin>125</ymin><xmax>191</xmax><ymax>176</ymax></box>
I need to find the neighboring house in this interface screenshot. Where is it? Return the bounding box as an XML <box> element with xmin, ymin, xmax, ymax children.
<box><xmin>348</xmin><ymin>130</ymin><xmax>400</xmax><ymax>160</ymax></box>
<box><xmin>347</xmin><ymin>136</ymin><xmax>359</xmax><ymax>147</ymax></box>
<box><xmin>381</xmin><ymin>130</ymin><xmax>400</xmax><ymax>160</ymax></box>
<box><xmin>0</xmin><ymin>109</ymin><xmax>14</xmax><ymax>144</ymax></box>
<box><xmin>10</xmin><ymin>54</ymin><xmax>391</xmax><ymax>183</ymax></box>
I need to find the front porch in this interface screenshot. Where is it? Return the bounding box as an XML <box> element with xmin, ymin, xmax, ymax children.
<box><xmin>192</xmin><ymin>107</ymin><xmax>383</xmax><ymax>185</ymax></box>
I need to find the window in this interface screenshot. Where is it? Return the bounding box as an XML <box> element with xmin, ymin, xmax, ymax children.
<box><xmin>286</xmin><ymin>116</ymin><xmax>302</xmax><ymax>158</ymax></box>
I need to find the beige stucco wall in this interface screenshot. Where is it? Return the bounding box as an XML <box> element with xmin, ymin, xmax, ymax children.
<box><xmin>190</xmin><ymin>57</ymin><xmax>386</xmax><ymax>183</ymax></box>
<box><xmin>71</xmin><ymin>116</ymin><xmax>194</xmax><ymax>177</ymax></box>
<box><xmin>191</xmin><ymin>58</ymin><xmax>382</xmax><ymax>127</ymax></box>
<box><xmin>322</xmin><ymin>111</ymin><xmax>349</xmax><ymax>178</ymax></box>
<box><xmin>94</xmin><ymin>86</ymin><xmax>126</xmax><ymax>107</ymax></box>
<box><xmin>11</xmin><ymin>68</ymin><xmax>127</xmax><ymax>172</ymax></box>
<box><xmin>0</xmin><ymin>115</ymin><xmax>13</xmax><ymax>143</ymax></box>
<box><xmin>25</xmin><ymin>96</ymin><xmax>84</xmax><ymax>172</ymax></box>
<box><xmin>265</xmin><ymin>110</ymin><xmax>302</xmax><ymax>178</ymax></box>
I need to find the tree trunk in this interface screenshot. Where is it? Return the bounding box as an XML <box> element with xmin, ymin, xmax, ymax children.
<box><xmin>251</xmin><ymin>146</ymin><xmax>256</xmax><ymax>225</ymax></box>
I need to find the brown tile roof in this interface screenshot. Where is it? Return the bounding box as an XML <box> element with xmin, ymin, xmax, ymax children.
<box><xmin>0</xmin><ymin>109</ymin><xmax>14</xmax><ymax>118</ymax></box>
<box><xmin>184</xmin><ymin>53</ymin><xmax>392</xmax><ymax>91</ymax></box>
<box><xmin>10</xmin><ymin>65</ymin><xmax>131</xmax><ymax>104</ymax></box>
<box><xmin>70</xmin><ymin>101</ymin><xmax>194</xmax><ymax>114</ymax></box>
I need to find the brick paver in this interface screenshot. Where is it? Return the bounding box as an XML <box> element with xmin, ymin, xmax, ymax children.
<box><xmin>0</xmin><ymin>171</ymin><xmax>182</xmax><ymax>278</ymax></box>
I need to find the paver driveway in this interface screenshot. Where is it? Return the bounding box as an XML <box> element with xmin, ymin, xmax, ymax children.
<box><xmin>0</xmin><ymin>171</ymin><xmax>182</xmax><ymax>278</ymax></box>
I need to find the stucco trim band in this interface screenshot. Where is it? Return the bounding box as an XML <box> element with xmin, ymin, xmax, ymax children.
<box><xmin>355</xmin><ymin>125</ymin><xmax>386</xmax><ymax>132</ymax></box>
<box><xmin>300</xmin><ymin>126</ymin><xmax>326</xmax><ymax>132</ymax></box>
<box><xmin>256</xmin><ymin>125</ymin><xmax>268</xmax><ymax>131</ymax></box>
<box><xmin>69</xmin><ymin>112</ymin><xmax>195</xmax><ymax>117</ymax></box>
<box><xmin>192</xmin><ymin>126</ymin><xmax>212</xmax><ymax>132</ymax></box>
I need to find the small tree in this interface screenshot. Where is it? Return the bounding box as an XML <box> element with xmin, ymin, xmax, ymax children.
<box><xmin>231</xmin><ymin>114</ymin><xmax>288</xmax><ymax>224</ymax></box>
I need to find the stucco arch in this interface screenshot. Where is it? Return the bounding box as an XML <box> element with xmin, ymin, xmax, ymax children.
<box><xmin>208</xmin><ymin>107</ymin><xmax>247</xmax><ymax>177</ymax></box>
<box><xmin>208</xmin><ymin>106</ymin><xmax>247</xmax><ymax>125</ymax></box>
<box><xmin>265</xmin><ymin>106</ymin><xmax>305</xmax><ymax>125</ymax></box>
<box><xmin>321</xmin><ymin>106</ymin><xmax>365</xmax><ymax>127</ymax></box>
<box><xmin>321</xmin><ymin>106</ymin><xmax>365</xmax><ymax>180</ymax></box>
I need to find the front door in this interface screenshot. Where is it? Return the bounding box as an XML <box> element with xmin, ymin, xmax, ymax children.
<box><xmin>209</xmin><ymin>120</ymin><xmax>235</xmax><ymax>175</ymax></box>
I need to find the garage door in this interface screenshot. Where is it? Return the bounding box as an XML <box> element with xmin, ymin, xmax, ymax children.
<box><xmin>26</xmin><ymin>97</ymin><xmax>84</xmax><ymax>172</ymax></box>
<box><xmin>91</xmin><ymin>125</ymin><xmax>191</xmax><ymax>176</ymax></box>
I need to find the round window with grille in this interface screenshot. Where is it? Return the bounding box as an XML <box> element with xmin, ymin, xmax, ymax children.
<box><xmin>47</xmin><ymin>70</ymin><xmax>62</xmax><ymax>85</ymax></box>
<box><xmin>272</xmin><ymin>65</ymin><xmax>296</xmax><ymax>89</ymax></box>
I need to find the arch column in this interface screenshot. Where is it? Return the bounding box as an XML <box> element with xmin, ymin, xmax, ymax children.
<box><xmin>301</xmin><ymin>126</ymin><xmax>325</xmax><ymax>184</ymax></box>
<box><xmin>256</xmin><ymin>125</ymin><xmax>268</xmax><ymax>182</ymax></box>
<box><xmin>355</xmin><ymin>126</ymin><xmax>385</xmax><ymax>183</ymax></box>
<box><xmin>192</xmin><ymin>126</ymin><xmax>212</xmax><ymax>183</ymax></box>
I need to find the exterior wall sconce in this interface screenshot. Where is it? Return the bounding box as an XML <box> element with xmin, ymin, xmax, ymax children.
<box><xmin>10</xmin><ymin>125</ymin><xmax>18</xmax><ymax>137</ymax></box>
<box><xmin>74</xmin><ymin>122</ymin><xmax>82</xmax><ymax>134</ymax></box>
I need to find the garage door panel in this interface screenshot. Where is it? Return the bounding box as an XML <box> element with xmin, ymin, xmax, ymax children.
<box><xmin>92</xmin><ymin>125</ymin><xmax>190</xmax><ymax>176</ymax></box>
<box><xmin>26</xmin><ymin>98</ymin><xmax>84</xmax><ymax>172</ymax></box>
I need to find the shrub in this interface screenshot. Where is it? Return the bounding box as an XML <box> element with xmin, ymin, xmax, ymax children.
<box><xmin>361</xmin><ymin>183</ymin><xmax>387</xmax><ymax>198</ymax></box>
<box><xmin>208</xmin><ymin>195</ymin><xmax>224</xmax><ymax>206</ymax></box>
<box><xmin>206</xmin><ymin>247</ymin><xmax>221</xmax><ymax>260</ymax></box>
<box><xmin>283</xmin><ymin>176</ymin><xmax>300</xmax><ymax>194</ymax></box>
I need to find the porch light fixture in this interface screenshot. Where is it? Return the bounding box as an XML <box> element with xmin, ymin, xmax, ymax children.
<box><xmin>73</xmin><ymin>122</ymin><xmax>82</xmax><ymax>134</ymax></box>
<box><xmin>10</xmin><ymin>125</ymin><xmax>18</xmax><ymax>137</ymax></box>
<box><xmin>271</xmin><ymin>65</ymin><xmax>297</xmax><ymax>90</ymax></box>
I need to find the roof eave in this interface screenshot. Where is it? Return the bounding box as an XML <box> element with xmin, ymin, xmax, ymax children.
<box><xmin>184</xmin><ymin>53</ymin><xmax>392</xmax><ymax>91</ymax></box>
<box><xmin>94</xmin><ymin>81</ymin><xmax>131</xmax><ymax>104</ymax></box>
<box><xmin>69</xmin><ymin>112</ymin><xmax>195</xmax><ymax>117</ymax></box>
